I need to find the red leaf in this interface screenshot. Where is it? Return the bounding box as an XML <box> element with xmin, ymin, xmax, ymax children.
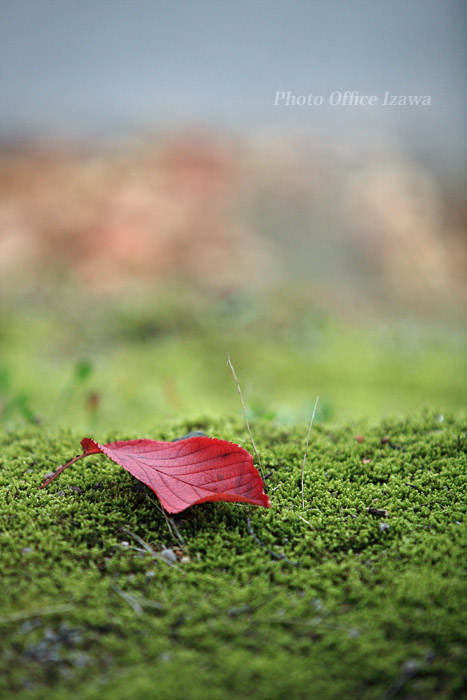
<box><xmin>40</xmin><ymin>436</ymin><xmax>271</xmax><ymax>514</ymax></box>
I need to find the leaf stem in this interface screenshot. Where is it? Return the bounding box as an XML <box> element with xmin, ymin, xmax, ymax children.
<box><xmin>39</xmin><ymin>452</ymin><xmax>87</xmax><ymax>489</ymax></box>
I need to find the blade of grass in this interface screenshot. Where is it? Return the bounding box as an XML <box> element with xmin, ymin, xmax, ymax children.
<box><xmin>226</xmin><ymin>350</ymin><xmax>264</xmax><ymax>480</ymax></box>
<box><xmin>301</xmin><ymin>396</ymin><xmax>319</xmax><ymax>509</ymax></box>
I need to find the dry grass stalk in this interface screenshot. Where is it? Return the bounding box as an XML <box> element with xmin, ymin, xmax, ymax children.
<box><xmin>301</xmin><ymin>396</ymin><xmax>319</xmax><ymax>509</ymax></box>
<box><xmin>226</xmin><ymin>351</ymin><xmax>264</xmax><ymax>480</ymax></box>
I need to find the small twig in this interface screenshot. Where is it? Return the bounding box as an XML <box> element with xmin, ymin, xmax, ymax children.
<box><xmin>246</xmin><ymin>517</ymin><xmax>300</xmax><ymax>566</ymax></box>
<box><xmin>0</xmin><ymin>605</ymin><xmax>74</xmax><ymax>625</ymax></box>
<box><xmin>293</xmin><ymin>512</ymin><xmax>321</xmax><ymax>554</ymax></box>
<box><xmin>404</xmin><ymin>483</ymin><xmax>425</xmax><ymax>495</ymax></box>
<box><xmin>226</xmin><ymin>350</ymin><xmax>264</xmax><ymax>479</ymax></box>
<box><xmin>111</xmin><ymin>586</ymin><xmax>163</xmax><ymax>616</ymax></box>
<box><xmin>227</xmin><ymin>592</ymin><xmax>277</xmax><ymax>618</ymax></box>
<box><xmin>169</xmin><ymin>517</ymin><xmax>187</xmax><ymax>551</ymax></box>
<box><xmin>146</xmin><ymin>495</ymin><xmax>187</xmax><ymax>552</ymax></box>
<box><xmin>383</xmin><ymin>661</ymin><xmax>420</xmax><ymax>700</ymax></box>
<box><xmin>381</xmin><ymin>436</ymin><xmax>407</xmax><ymax>452</ymax></box>
<box><xmin>112</xmin><ymin>586</ymin><xmax>143</xmax><ymax>614</ymax></box>
<box><xmin>256</xmin><ymin>615</ymin><xmax>335</xmax><ymax>629</ymax></box>
<box><xmin>119</xmin><ymin>544</ymin><xmax>149</xmax><ymax>555</ymax></box>
<box><xmin>0</xmin><ymin>462</ymin><xmax>11</xmax><ymax>480</ymax></box>
<box><xmin>160</xmin><ymin>505</ymin><xmax>176</xmax><ymax>540</ymax></box>
<box><xmin>121</xmin><ymin>526</ymin><xmax>154</xmax><ymax>554</ymax></box>
<box><xmin>301</xmin><ymin>396</ymin><xmax>319</xmax><ymax>508</ymax></box>
<box><xmin>390</xmin><ymin>442</ymin><xmax>407</xmax><ymax>452</ymax></box>
<box><xmin>295</xmin><ymin>512</ymin><xmax>312</xmax><ymax>527</ymax></box>
<box><xmin>253</xmin><ymin>613</ymin><xmax>355</xmax><ymax>634</ymax></box>
<box><xmin>121</xmin><ymin>527</ymin><xmax>183</xmax><ymax>572</ymax></box>
<box><xmin>403</xmin><ymin>500</ymin><xmax>448</xmax><ymax>511</ymax></box>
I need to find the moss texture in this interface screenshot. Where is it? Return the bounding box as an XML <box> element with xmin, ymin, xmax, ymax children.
<box><xmin>1</xmin><ymin>412</ymin><xmax>466</xmax><ymax>699</ymax></box>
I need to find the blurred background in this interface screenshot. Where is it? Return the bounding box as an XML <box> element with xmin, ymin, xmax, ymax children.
<box><xmin>0</xmin><ymin>0</ymin><xmax>466</xmax><ymax>431</ymax></box>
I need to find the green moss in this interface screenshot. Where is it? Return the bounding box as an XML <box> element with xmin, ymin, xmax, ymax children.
<box><xmin>1</xmin><ymin>412</ymin><xmax>466</xmax><ymax>699</ymax></box>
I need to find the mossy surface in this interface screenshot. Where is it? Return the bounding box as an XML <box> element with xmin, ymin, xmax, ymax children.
<box><xmin>1</xmin><ymin>412</ymin><xmax>466</xmax><ymax>700</ymax></box>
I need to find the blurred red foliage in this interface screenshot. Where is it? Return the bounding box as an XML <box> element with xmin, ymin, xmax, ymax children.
<box><xmin>0</xmin><ymin>132</ymin><xmax>465</xmax><ymax>309</ymax></box>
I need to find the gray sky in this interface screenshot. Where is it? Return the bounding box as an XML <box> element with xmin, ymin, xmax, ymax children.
<box><xmin>0</xmin><ymin>0</ymin><xmax>466</xmax><ymax>176</ymax></box>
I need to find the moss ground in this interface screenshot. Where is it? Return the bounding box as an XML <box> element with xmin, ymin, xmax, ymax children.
<box><xmin>1</xmin><ymin>412</ymin><xmax>466</xmax><ymax>699</ymax></box>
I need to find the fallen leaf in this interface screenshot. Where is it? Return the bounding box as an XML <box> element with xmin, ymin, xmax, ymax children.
<box><xmin>39</xmin><ymin>436</ymin><xmax>271</xmax><ymax>514</ymax></box>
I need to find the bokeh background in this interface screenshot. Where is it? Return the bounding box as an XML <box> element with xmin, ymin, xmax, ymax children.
<box><xmin>1</xmin><ymin>0</ymin><xmax>466</xmax><ymax>430</ymax></box>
